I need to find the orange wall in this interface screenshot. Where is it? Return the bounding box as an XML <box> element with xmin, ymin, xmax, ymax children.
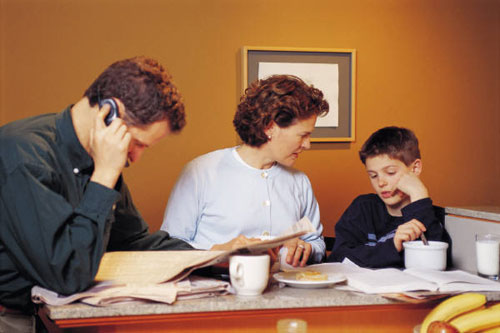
<box><xmin>1</xmin><ymin>0</ymin><xmax>499</xmax><ymax>236</ymax></box>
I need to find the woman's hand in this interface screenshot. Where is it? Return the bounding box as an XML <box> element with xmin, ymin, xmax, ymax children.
<box><xmin>267</xmin><ymin>246</ymin><xmax>279</xmax><ymax>263</ymax></box>
<box><xmin>210</xmin><ymin>235</ymin><xmax>260</xmax><ymax>251</ymax></box>
<box><xmin>283</xmin><ymin>238</ymin><xmax>311</xmax><ymax>267</ymax></box>
<box><xmin>393</xmin><ymin>219</ymin><xmax>426</xmax><ymax>252</ymax></box>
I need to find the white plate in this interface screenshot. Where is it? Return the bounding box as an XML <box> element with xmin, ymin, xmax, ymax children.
<box><xmin>273</xmin><ymin>272</ymin><xmax>346</xmax><ymax>289</ymax></box>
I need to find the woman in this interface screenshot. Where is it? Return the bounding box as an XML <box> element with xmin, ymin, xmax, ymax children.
<box><xmin>161</xmin><ymin>75</ymin><xmax>329</xmax><ymax>266</ymax></box>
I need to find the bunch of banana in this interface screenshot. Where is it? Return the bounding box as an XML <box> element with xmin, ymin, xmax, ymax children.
<box><xmin>420</xmin><ymin>293</ymin><xmax>500</xmax><ymax>333</ymax></box>
<box><xmin>449</xmin><ymin>303</ymin><xmax>500</xmax><ymax>332</ymax></box>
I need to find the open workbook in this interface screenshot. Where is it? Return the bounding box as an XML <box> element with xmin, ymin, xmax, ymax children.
<box><xmin>302</xmin><ymin>261</ymin><xmax>500</xmax><ymax>294</ymax></box>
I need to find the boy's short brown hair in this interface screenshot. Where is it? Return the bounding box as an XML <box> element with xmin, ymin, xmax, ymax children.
<box><xmin>359</xmin><ymin>126</ymin><xmax>420</xmax><ymax>166</ymax></box>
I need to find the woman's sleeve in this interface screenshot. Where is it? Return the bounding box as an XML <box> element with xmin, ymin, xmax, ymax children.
<box><xmin>160</xmin><ymin>162</ymin><xmax>203</xmax><ymax>246</ymax></box>
<box><xmin>107</xmin><ymin>179</ymin><xmax>193</xmax><ymax>251</ymax></box>
<box><xmin>299</xmin><ymin>174</ymin><xmax>326</xmax><ymax>263</ymax></box>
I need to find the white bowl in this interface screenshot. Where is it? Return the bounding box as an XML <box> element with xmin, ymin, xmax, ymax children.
<box><xmin>403</xmin><ymin>241</ymin><xmax>448</xmax><ymax>271</ymax></box>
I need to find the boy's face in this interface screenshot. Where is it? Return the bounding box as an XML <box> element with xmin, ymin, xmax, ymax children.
<box><xmin>364</xmin><ymin>154</ymin><xmax>414</xmax><ymax>208</ymax></box>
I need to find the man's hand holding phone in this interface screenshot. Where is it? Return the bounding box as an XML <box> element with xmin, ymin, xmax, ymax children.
<box><xmin>89</xmin><ymin>102</ymin><xmax>131</xmax><ymax>189</ymax></box>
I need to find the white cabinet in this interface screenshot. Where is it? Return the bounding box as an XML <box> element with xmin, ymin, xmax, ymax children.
<box><xmin>445</xmin><ymin>207</ymin><xmax>500</xmax><ymax>273</ymax></box>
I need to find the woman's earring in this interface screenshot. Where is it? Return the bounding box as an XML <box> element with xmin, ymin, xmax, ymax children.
<box><xmin>267</xmin><ymin>135</ymin><xmax>272</xmax><ymax>140</ymax></box>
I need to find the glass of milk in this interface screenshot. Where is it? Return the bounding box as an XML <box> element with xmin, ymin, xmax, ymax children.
<box><xmin>475</xmin><ymin>233</ymin><xmax>500</xmax><ymax>280</ymax></box>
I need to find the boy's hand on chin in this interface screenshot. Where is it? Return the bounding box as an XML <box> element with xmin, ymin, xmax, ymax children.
<box><xmin>395</xmin><ymin>172</ymin><xmax>429</xmax><ymax>202</ymax></box>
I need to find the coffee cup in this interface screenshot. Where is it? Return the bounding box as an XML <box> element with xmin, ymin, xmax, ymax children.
<box><xmin>229</xmin><ymin>254</ymin><xmax>270</xmax><ymax>296</ymax></box>
<box><xmin>475</xmin><ymin>233</ymin><xmax>500</xmax><ymax>280</ymax></box>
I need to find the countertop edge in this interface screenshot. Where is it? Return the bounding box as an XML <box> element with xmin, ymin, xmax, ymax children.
<box><xmin>445</xmin><ymin>206</ymin><xmax>500</xmax><ymax>222</ymax></box>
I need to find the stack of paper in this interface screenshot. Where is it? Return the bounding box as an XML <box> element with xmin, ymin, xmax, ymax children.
<box><xmin>32</xmin><ymin>276</ymin><xmax>231</xmax><ymax>306</ymax></box>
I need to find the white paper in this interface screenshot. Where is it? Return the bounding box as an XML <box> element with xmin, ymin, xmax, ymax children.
<box><xmin>404</xmin><ymin>268</ymin><xmax>500</xmax><ymax>292</ymax></box>
<box><xmin>31</xmin><ymin>276</ymin><xmax>231</xmax><ymax>307</ymax></box>
<box><xmin>289</xmin><ymin>261</ymin><xmax>500</xmax><ymax>294</ymax></box>
<box><xmin>258</xmin><ymin>62</ymin><xmax>339</xmax><ymax>127</ymax></box>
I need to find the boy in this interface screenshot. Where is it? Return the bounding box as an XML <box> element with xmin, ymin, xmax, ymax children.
<box><xmin>326</xmin><ymin>126</ymin><xmax>448</xmax><ymax>268</ymax></box>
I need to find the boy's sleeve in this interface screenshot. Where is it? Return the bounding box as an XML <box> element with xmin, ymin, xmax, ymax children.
<box><xmin>326</xmin><ymin>197</ymin><xmax>403</xmax><ymax>268</ymax></box>
<box><xmin>401</xmin><ymin>198</ymin><xmax>445</xmax><ymax>241</ymax></box>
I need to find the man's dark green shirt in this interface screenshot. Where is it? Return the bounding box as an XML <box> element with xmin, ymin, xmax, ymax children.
<box><xmin>0</xmin><ymin>107</ymin><xmax>192</xmax><ymax>312</ymax></box>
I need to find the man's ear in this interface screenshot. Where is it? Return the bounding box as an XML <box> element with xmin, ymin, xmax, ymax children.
<box><xmin>410</xmin><ymin>159</ymin><xmax>423</xmax><ymax>175</ymax></box>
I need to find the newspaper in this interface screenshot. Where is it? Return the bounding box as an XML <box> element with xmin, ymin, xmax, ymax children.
<box><xmin>31</xmin><ymin>217</ymin><xmax>315</xmax><ymax>306</ymax></box>
<box><xmin>94</xmin><ymin>216</ymin><xmax>315</xmax><ymax>284</ymax></box>
<box><xmin>32</xmin><ymin>276</ymin><xmax>231</xmax><ymax>306</ymax></box>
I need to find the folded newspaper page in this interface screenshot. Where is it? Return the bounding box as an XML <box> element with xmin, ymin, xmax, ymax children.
<box><xmin>94</xmin><ymin>216</ymin><xmax>315</xmax><ymax>284</ymax></box>
<box><xmin>32</xmin><ymin>276</ymin><xmax>231</xmax><ymax>306</ymax></box>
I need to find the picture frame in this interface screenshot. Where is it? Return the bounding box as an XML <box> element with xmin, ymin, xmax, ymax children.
<box><xmin>242</xmin><ymin>46</ymin><xmax>356</xmax><ymax>142</ymax></box>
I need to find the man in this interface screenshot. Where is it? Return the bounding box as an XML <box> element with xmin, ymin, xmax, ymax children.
<box><xmin>0</xmin><ymin>56</ymin><xmax>248</xmax><ymax>332</ymax></box>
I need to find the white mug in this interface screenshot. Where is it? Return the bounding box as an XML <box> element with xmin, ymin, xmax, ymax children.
<box><xmin>229</xmin><ymin>254</ymin><xmax>270</xmax><ymax>296</ymax></box>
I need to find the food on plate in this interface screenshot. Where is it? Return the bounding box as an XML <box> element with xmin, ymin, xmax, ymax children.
<box><xmin>296</xmin><ymin>270</ymin><xmax>327</xmax><ymax>281</ymax></box>
<box><xmin>420</xmin><ymin>293</ymin><xmax>486</xmax><ymax>333</ymax></box>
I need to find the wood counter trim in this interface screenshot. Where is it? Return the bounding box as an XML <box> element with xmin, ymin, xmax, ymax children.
<box><xmin>39</xmin><ymin>303</ymin><xmax>434</xmax><ymax>333</ymax></box>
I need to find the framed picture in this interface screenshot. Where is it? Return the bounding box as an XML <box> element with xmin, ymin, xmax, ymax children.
<box><xmin>242</xmin><ymin>46</ymin><xmax>356</xmax><ymax>142</ymax></box>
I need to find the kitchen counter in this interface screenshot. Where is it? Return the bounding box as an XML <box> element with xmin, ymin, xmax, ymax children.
<box><xmin>40</xmin><ymin>282</ymin><xmax>500</xmax><ymax>333</ymax></box>
<box><xmin>41</xmin><ymin>283</ymin><xmax>413</xmax><ymax>320</ymax></box>
<box><xmin>445</xmin><ymin>205</ymin><xmax>500</xmax><ymax>272</ymax></box>
<box><xmin>445</xmin><ymin>206</ymin><xmax>500</xmax><ymax>222</ymax></box>
<box><xmin>39</xmin><ymin>206</ymin><xmax>500</xmax><ymax>332</ymax></box>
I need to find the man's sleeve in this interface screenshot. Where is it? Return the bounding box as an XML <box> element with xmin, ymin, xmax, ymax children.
<box><xmin>0</xmin><ymin>163</ymin><xmax>119</xmax><ymax>295</ymax></box>
<box><xmin>326</xmin><ymin>198</ymin><xmax>403</xmax><ymax>268</ymax></box>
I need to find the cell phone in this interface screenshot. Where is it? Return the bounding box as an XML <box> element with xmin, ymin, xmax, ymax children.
<box><xmin>99</xmin><ymin>98</ymin><xmax>119</xmax><ymax>126</ymax></box>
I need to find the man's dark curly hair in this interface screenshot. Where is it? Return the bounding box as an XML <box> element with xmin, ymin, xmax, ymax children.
<box><xmin>359</xmin><ymin>126</ymin><xmax>421</xmax><ymax>166</ymax></box>
<box><xmin>84</xmin><ymin>56</ymin><xmax>185</xmax><ymax>132</ymax></box>
<box><xmin>233</xmin><ymin>74</ymin><xmax>329</xmax><ymax>147</ymax></box>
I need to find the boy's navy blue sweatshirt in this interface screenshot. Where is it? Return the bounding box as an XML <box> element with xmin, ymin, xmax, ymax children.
<box><xmin>326</xmin><ymin>194</ymin><xmax>448</xmax><ymax>268</ymax></box>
